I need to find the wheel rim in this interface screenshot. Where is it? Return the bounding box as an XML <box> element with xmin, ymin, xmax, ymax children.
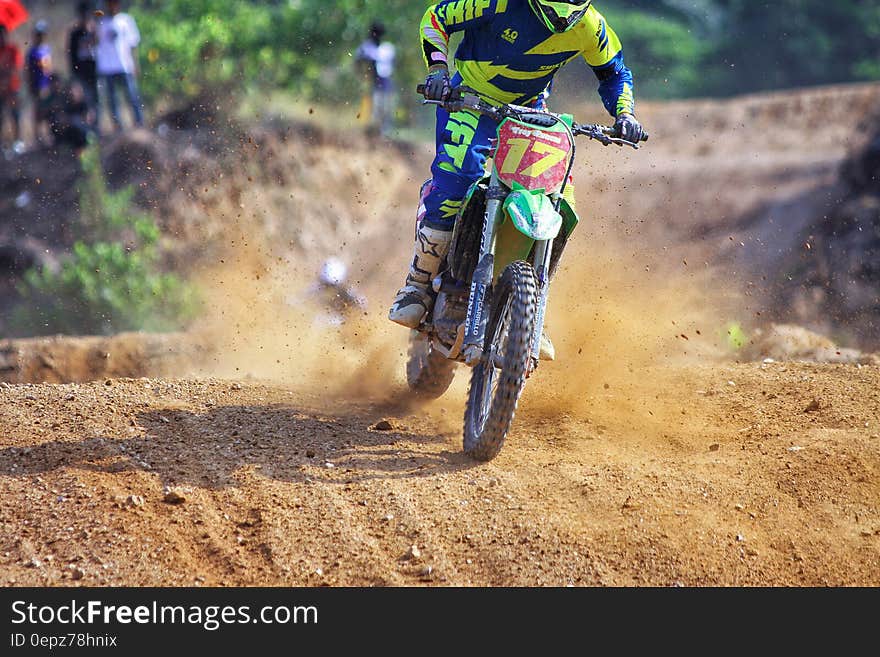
<box><xmin>475</xmin><ymin>295</ymin><xmax>512</xmax><ymax>434</ymax></box>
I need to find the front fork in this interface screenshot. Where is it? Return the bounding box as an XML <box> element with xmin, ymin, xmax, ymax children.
<box><xmin>530</xmin><ymin>190</ymin><xmax>565</xmax><ymax>370</ymax></box>
<box><xmin>529</xmin><ymin>239</ymin><xmax>552</xmax><ymax>371</ymax></box>
<box><xmin>462</xmin><ymin>171</ymin><xmax>505</xmax><ymax>366</ymax></box>
<box><xmin>461</xmin><ymin>171</ymin><xmax>554</xmax><ymax>369</ymax></box>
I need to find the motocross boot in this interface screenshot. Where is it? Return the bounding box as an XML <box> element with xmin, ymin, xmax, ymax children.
<box><xmin>388</xmin><ymin>224</ymin><xmax>452</xmax><ymax>328</ymax></box>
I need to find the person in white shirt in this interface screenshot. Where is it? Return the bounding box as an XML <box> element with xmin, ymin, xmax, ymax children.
<box><xmin>95</xmin><ymin>0</ymin><xmax>143</xmax><ymax>129</ymax></box>
<box><xmin>355</xmin><ymin>22</ymin><xmax>396</xmax><ymax>137</ymax></box>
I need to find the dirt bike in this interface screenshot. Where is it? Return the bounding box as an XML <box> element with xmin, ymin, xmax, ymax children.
<box><xmin>407</xmin><ymin>86</ymin><xmax>648</xmax><ymax>461</ymax></box>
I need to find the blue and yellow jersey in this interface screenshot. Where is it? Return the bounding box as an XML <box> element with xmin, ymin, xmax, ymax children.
<box><xmin>420</xmin><ymin>0</ymin><xmax>635</xmax><ymax>117</ymax></box>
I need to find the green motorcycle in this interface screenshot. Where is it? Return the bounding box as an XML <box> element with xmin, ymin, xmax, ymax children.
<box><xmin>407</xmin><ymin>86</ymin><xmax>647</xmax><ymax>461</ymax></box>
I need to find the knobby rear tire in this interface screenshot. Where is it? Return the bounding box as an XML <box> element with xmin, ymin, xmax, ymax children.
<box><xmin>406</xmin><ymin>330</ymin><xmax>456</xmax><ymax>399</ymax></box>
<box><xmin>463</xmin><ymin>261</ymin><xmax>537</xmax><ymax>461</ymax></box>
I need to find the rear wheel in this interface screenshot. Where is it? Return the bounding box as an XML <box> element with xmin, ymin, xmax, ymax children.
<box><xmin>406</xmin><ymin>330</ymin><xmax>456</xmax><ymax>399</ymax></box>
<box><xmin>463</xmin><ymin>261</ymin><xmax>537</xmax><ymax>461</ymax></box>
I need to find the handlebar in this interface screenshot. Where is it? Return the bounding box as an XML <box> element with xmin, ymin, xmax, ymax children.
<box><xmin>416</xmin><ymin>84</ymin><xmax>649</xmax><ymax>149</ymax></box>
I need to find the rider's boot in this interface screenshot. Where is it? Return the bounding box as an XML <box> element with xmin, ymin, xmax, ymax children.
<box><xmin>388</xmin><ymin>223</ymin><xmax>452</xmax><ymax>328</ymax></box>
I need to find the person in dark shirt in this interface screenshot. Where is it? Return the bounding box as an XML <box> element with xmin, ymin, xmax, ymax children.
<box><xmin>42</xmin><ymin>74</ymin><xmax>92</xmax><ymax>154</ymax></box>
<box><xmin>67</xmin><ymin>1</ymin><xmax>98</xmax><ymax>128</ymax></box>
<box><xmin>26</xmin><ymin>20</ymin><xmax>53</xmax><ymax>144</ymax></box>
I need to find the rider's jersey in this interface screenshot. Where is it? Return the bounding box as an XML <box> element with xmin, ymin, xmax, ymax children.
<box><xmin>420</xmin><ymin>0</ymin><xmax>634</xmax><ymax>117</ymax></box>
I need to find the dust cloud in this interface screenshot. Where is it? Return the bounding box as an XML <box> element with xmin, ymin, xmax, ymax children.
<box><xmin>189</xmin><ymin>228</ymin><xmax>408</xmax><ymax>401</ymax></box>
<box><xmin>189</xmin><ymin>211</ymin><xmax>742</xmax><ymax>445</ymax></box>
<box><xmin>179</xmin><ymin>122</ymin><xmax>746</xmax><ymax>436</ymax></box>
<box><xmin>526</xmin><ymin>235</ymin><xmax>740</xmax><ymax>436</ymax></box>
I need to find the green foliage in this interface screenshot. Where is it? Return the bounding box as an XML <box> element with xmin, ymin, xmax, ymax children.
<box><xmin>132</xmin><ymin>0</ymin><xmax>433</xmax><ymax>114</ymax></box>
<box><xmin>76</xmin><ymin>145</ymin><xmax>158</xmax><ymax>244</ymax></box>
<box><xmin>612</xmin><ymin>0</ymin><xmax>880</xmax><ymax>97</ymax></box>
<box><xmin>15</xmin><ymin>145</ymin><xmax>200</xmax><ymax>336</ymax></box>
<box><xmin>705</xmin><ymin>0</ymin><xmax>880</xmax><ymax>95</ymax></box>
<box><xmin>129</xmin><ymin>0</ymin><xmax>879</xmax><ymax>114</ymax></box>
<box><xmin>601</xmin><ymin>8</ymin><xmax>708</xmax><ymax>98</ymax></box>
<box><xmin>133</xmin><ymin>1</ymin><xmax>272</xmax><ymax>106</ymax></box>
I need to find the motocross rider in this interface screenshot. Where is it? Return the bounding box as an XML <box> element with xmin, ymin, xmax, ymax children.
<box><xmin>388</xmin><ymin>0</ymin><xmax>645</xmax><ymax>360</ymax></box>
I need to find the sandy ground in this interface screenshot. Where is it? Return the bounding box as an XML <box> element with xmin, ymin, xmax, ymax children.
<box><xmin>0</xmin><ymin>360</ymin><xmax>878</xmax><ymax>587</ymax></box>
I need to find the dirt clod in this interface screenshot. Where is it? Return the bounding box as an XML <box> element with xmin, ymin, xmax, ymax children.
<box><xmin>126</xmin><ymin>495</ymin><xmax>145</xmax><ymax>507</ymax></box>
<box><xmin>163</xmin><ymin>489</ymin><xmax>186</xmax><ymax>505</ymax></box>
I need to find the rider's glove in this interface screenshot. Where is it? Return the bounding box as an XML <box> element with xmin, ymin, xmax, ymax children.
<box><xmin>423</xmin><ymin>65</ymin><xmax>452</xmax><ymax>102</ymax></box>
<box><xmin>613</xmin><ymin>113</ymin><xmax>645</xmax><ymax>143</ymax></box>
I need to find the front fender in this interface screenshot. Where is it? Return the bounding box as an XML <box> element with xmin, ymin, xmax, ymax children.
<box><xmin>502</xmin><ymin>187</ymin><xmax>563</xmax><ymax>241</ymax></box>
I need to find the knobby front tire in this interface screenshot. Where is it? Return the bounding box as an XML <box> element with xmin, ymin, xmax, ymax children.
<box><xmin>463</xmin><ymin>261</ymin><xmax>537</xmax><ymax>461</ymax></box>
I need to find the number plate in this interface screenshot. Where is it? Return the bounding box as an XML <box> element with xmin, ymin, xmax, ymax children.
<box><xmin>494</xmin><ymin>119</ymin><xmax>573</xmax><ymax>194</ymax></box>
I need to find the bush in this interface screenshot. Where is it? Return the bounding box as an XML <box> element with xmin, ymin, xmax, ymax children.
<box><xmin>602</xmin><ymin>8</ymin><xmax>709</xmax><ymax>99</ymax></box>
<box><xmin>130</xmin><ymin>0</ymin><xmax>880</xmax><ymax>113</ymax></box>
<box><xmin>132</xmin><ymin>0</ymin><xmax>431</xmax><ymax>114</ymax></box>
<box><xmin>14</xmin><ymin>145</ymin><xmax>199</xmax><ymax>336</ymax></box>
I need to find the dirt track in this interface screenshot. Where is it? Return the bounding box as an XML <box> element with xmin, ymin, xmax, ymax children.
<box><xmin>2</xmin><ymin>83</ymin><xmax>880</xmax><ymax>587</ymax></box>
<box><xmin>1</xmin><ymin>361</ymin><xmax>878</xmax><ymax>587</ymax></box>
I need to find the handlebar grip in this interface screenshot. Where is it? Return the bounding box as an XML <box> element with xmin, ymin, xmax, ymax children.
<box><xmin>601</xmin><ymin>124</ymin><xmax>650</xmax><ymax>144</ymax></box>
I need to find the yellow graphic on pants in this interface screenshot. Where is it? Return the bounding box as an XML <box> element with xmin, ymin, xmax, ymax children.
<box><xmin>442</xmin><ymin>109</ymin><xmax>480</xmax><ymax>170</ymax></box>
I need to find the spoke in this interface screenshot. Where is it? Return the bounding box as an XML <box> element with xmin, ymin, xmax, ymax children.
<box><xmin>478</xmin><ymin>366</ymin><xmax>495</xmax><ymax>431</ymax></box>
<box><xmin>477</xmin><ymin>294</ymin><xmax>512</xmax><ymax>434</ymax></box>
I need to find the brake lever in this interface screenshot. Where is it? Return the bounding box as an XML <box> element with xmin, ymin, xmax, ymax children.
<box><xmin>421</xmin><ymin>98</ymin><xmax>467</xmax><ymax>114</ymax></box>
<box><xmin>606</xmin><ymin>136</ymin><xmax>640</xmax><ymax>150</ymax></box>
<box><xmin>577</xmin><ymin>126</ymin><xmax>640</xmax><ymax>149</ymax></box>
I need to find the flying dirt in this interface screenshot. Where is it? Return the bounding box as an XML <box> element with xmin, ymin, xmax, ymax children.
<box><xmin>0</xmin><ymin>83</ymin><xmax>879</xmax><ymax>585</ymax></box>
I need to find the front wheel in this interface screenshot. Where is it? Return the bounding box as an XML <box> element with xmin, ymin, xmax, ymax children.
<box><xmin>463</xmin><ymin>261</ymin><xmax>537</xmax><ymax>461</ymax></box>
<box><xmin>406</xmin><ymin>330</ymin><xmax>456</xmax><ymax>399</ymax></box>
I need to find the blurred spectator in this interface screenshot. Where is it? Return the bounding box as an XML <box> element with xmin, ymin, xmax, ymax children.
<box><xmin>0</xmin><ymin>25</ymin><xmax>24</xmax><ymax>154</ymax></box>
<box><xmin>26</xmin><ymin>20</ymin><xmax>52</xmax><ymax>144</ymax></box>
<box><xmin>68</xmin><ymin>1</ymin><xmax>98</xmax><ymax>128</ymax></box>
<box><xmin>95</xmin><ymin>0</ymin><xmax>143</xmax><ymax>131</ymax></box>
<box><xmin>41</xmin><ymin>74</ymin><xmax>93</xmax><ymax>154</ymax></box>
<box><xmin>355</xmin><ymin>21</ymin><xmax>396</xmax><ymax>137</ymax></box>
